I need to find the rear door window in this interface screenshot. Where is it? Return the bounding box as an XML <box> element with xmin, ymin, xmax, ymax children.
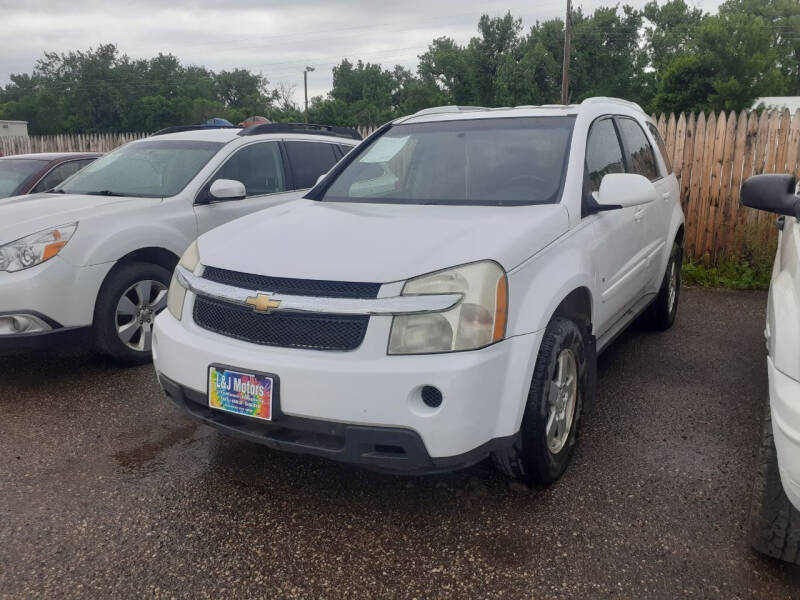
<box><xmin>616</xmin><ymin>118</ymin><xmax>660</xmax><ymax>181</ymax></box>
<box><xmin>646</xmin><ymin>122</ymin><xmax>672</xmax><ymax>174</ymax></box>
<box><xmin>284</xmin><ymin>141</ymin><xmax>339</xmax><ymax>189</ymax></box>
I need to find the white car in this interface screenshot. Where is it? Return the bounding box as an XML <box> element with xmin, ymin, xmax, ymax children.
<box><xmin>0</xmin><ymin>123</ymin><xmax>359</xmax><ymax>363</ymax></box>
<box><xmin>741</xmin><ymin>174</ymin><xmax>800</xmax><ymax>565</ymax></box>
<box><xmin>153</xmin><ymin>98</ymin><xmax>685</xmax><ymax>482</ymax></box>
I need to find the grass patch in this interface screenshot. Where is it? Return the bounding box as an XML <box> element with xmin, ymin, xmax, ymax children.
<box><xmin>681</xmin><ymin>257</ymin><xmax>772</xmax><ymax>290</ymax></box>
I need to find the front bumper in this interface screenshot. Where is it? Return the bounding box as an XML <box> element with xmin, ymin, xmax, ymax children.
<box><xmin>768</xmin><ymin>356</ymin><xmax>800</xmax><ymax>510</ymax></box>
<box><xmin>159</xmin><ymin>374</ymin><xmax>514</xmax><ymax>474</ymax></box>
<box><xmin>152</xmin><ymin>308</ymin><xmax>543</xmax><ymax>462</ymax></box>
<box><xmin>0</xmin><ymin>256</ymin><xmax>112</xmax><ymax>351</ymax></box>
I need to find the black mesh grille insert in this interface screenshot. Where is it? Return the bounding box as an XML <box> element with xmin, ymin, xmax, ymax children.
<box><xmin>193</xmin><ymin>296</ymin><xmax>368</xmax><ymax>351</ymax></box>
<box><xmin>202</xmin><ymin>266</ymin><xmax>381</xmax><ymax>299</ymax></box>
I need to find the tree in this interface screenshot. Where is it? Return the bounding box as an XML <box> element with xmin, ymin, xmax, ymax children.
<box><xmin>643</xmin><ymin>0</ymin><xmax>707</xmax><ymax>73</ymax></box>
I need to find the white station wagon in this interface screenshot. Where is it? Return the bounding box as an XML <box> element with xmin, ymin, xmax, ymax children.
<box><xmin>0</xmin><ymin>123</ymin><xmax>358</xmax><ymax>363</ymax></box>
<box><xmin>153</xmin><ymin>98</ymin><xmax>685</xmax><ymax>482</ymax></box>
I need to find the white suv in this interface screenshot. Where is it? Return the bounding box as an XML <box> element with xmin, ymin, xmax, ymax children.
<box><xmin>0</xmin><ymin>123</ymin><xmax>358</xmax><ymax>363</ymax></box>
<box><xmin>741</xmin><ymin>174</ymin><xmax>800</xmax><ymax>564</ymax></box>
<box><xmin>153</xmin><ymin>98</ymin><xmax>685</xmax><ymax>482</ymax></box>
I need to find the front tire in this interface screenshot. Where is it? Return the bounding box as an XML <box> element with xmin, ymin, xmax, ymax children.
<box><xmin>93</xmin><ymin>261</ymin><xmax>170</xmax><ymax>365</ymax></box>
<box><xmin>749</xmin><ymin>398</ymin><xmax>800</xmax><ymax>565</ymax></box>
<box><xmin>492</xmin><ymin>317</ymin><xmax>586</xmax><ymax>484</ymax></box>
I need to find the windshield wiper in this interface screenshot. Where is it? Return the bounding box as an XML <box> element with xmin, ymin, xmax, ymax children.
<box><xmin>84</xmin><ymin>190</ymin><xmax>127</xmax><ymax>197</ymax></box>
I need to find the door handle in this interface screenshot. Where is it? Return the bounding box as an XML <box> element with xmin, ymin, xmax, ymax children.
<box><xmin>634</xmin><ymin>208</ymin><xmax>645</xmax><ymax>222</ymax></box>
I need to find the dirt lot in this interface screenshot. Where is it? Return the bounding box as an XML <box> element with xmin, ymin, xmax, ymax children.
<box><xmin>1</xmin><ymin>288</ymin><xmax>799</xmax><ymax>599</ymax></box>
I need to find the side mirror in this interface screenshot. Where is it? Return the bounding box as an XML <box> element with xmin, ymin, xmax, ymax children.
<box><xmin>741</xmin><ymin>174</ymin><xmax>800</xmax><ymax>218</ymax></box>
<box><xmin>209</xmin><ymin>179</ymin><xmax>246</xmax><ymax>201</ymax></box>
<box><xmin>595</xmin><ymin>173</ymin><xmax>659</xmax><ymax>210</ymax></box>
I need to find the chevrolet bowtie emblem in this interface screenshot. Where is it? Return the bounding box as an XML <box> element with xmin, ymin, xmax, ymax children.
<box><xmin>245</xmin><ymin>293</ymin><xmax>281</xmax><ymax>314</ymax></box>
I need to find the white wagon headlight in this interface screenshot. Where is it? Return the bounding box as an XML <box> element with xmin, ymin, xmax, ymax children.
<box><xmin>166</xmin><ymin>241</ymin><xmax>200</xmax><ymax>321</ymax></box>
<box><xmin>388</xmin><ymin>260</ymin><xmax>508</xmax><ymax>355</ymax></box>
<box><xmin>0</xmin><ymin>223</ymin><xmax>77</xmax><ymax>272</ymax></box>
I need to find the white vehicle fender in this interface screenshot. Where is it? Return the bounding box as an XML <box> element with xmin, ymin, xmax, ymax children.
<box><xmin>506</xmin><ymin>243</ymin><xmax>596</xmax><ymax>337</ymax></box>
<box><xmin>655</xmin><ymin>201</ymin><xmax>686</xmax><ymax>278</ymax></box>
<box><xmin>61</xmin><ymin>219</ymin><xmax>193</xmax><ymax>269</ymax></box>
<box><xmin>768</xmin><ymin>242</ymin><xmax>800</xmax><ymax>379</ymax></box>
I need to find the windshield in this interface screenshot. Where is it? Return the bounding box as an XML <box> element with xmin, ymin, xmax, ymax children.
<box><xmin>0</xmin><ymin>159</ymin><xmax>45</xmax><ymax>198</ymax></box>
<box><xmin>56</xmin><ymin>140</ymin><xmax>223</xmax><ymax>197</ymax></box>
<box><xmin>320</xmin><ymin>116</ymin><xmax>575</xmax><ymax>206</ymax></box>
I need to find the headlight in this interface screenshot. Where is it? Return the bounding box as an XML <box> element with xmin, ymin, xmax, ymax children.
<box><xmin>388</xmin><ymin>260</ymin><xmax>507</xmax><ymax>354</ymax></box>
<box><xmin>0</xmin><ymin>223</ymin><xmax>77</xmax><ymax>272</ymax></box>
<box><xmin>166</xmin><ymin>241</ymin><xmax>201</xmax><ymax>320</ymax></box>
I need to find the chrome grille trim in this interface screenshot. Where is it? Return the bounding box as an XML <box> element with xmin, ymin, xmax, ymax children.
<box><xmin>175</xmin><ymin>265</ymin><xmax>462</xmax><ymax>316</ymax></box>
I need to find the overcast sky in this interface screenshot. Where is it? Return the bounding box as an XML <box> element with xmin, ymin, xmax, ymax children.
<box><xmin>0</xmin><ymin>0</ymin><xmax>722</xmax><ymax>103</ymax></box>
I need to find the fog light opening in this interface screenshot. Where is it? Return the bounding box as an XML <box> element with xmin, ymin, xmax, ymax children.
<box><xmin>421</xmin><ymin>385</ymin><xmax>443</xmax><ymax>408</ymax></box>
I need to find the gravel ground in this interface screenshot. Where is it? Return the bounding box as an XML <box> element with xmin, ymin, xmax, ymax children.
<box><xmin>1</xmin><ymin>287</ymin><xmax>798</xmax><ymax>599</ymax></box>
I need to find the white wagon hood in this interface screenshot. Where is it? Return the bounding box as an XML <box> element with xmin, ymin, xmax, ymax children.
<box><xmin>197</xmin><ymin>199</ymin><xmax>570</xmax><ymax>283</ymax></box>
<box><xmin>0</xmin><ymin>194</ymin><xmax>158</xmax><ymax>245</ymax></box>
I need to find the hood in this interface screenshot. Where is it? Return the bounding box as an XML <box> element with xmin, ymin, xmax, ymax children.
<box><xmin>0</xmin><ymin>194</ymin><xmax>158</xmax><ymax>245</ymax></box>
<box><xmin>198</xmin><ymin>199</ymin><xmax>569</xmax><ymax>283</ymax></box>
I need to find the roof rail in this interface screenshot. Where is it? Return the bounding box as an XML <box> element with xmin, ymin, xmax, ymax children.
<box><xmin>237</xmin><ymin>123</ymin><xmax>362</xmax><ymax>140</ymax></box>
<box><xmin>152</xmin><ymin>124</ymin><xmax>240</xmax><ymax>136</ymax></box>
<box><xmin>581</xmin><ymin>97</ymin><xmax>645</xmax><ymax>113</ymax></box>
<box><xmin>412</xmin><ymin>105</ymin><xmax>487</xmax><ymax>116</ymax></box>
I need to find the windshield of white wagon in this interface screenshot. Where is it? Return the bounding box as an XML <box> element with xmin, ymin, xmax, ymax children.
<box><xmin>320</xmin><ymin>116</ymin><xmax>575</xmax><ymax>206</ymax></box>
<box><xmin>55</xmin><ymin>140</ymin><xmax>224</xmax><ymax>198</ymax></box>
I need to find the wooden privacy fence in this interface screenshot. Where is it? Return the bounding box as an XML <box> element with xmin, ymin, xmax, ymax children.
<box><xmin>653</xmin><ymin>109</ymin><xmax>799</xmax><ymax>263</ymax></box>
<box><xmin>0</xmin><ymin>132</ymin><xmax>148</xmax><ymax>157</ymax></box>
<box><xmin>1</xmin><ymin>113</ymin><xmax>795</xmax><ymax>264</ymax></box>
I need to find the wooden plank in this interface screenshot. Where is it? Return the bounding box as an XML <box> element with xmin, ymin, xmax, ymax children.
<box><xmin>657</xmin><ymin>113</ymin><xmax>667</xmax><ymax>139</ymax></box>
<box><xmin>691</xmin><ymin>111</ymin><xmax>717</xmax><ymax>260</ymax></box>
<box><xmin>679</xmin><ymin>113</ymin><xmax>695</xmax><ymax>214</ymax></box>
<box><xmin>665</xmin><ymin>113</ymin><xmax>677</xmax><ymax>165</ymax></box>
<box><xmin>712</xmin><ymin>111</ymin><xmax>738</xmax><ymax>259</ymax></box>
<box><xmin>785</xmin><ymin>110</ymin><xmax>800</xmax><ymax>178</ymax></box>
<box><xmin>697</xmin><ymin>111</ymin><xmax>724</xmax><ymax>259</ymax></box>
<box><xmin>726</xmin><ymin>110</ymin><xmax>751</xmax><ymax>255</ymax></box>
<box><xmin>775</xmin><ymin>109</ymin><xmax>792</xmax><ymax>173</ymax></box>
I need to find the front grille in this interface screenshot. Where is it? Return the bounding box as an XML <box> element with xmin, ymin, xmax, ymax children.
<box><xmin>202</xmin><ymin>266</ymin><xmax>381</xmax><ymax>299</ymax></box>
<box><xmin>194</xmin><ymin>296</ymin><xmax>369</xmax><ymax>351</ymax></box>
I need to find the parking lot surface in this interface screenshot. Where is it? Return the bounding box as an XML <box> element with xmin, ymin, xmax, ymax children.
<box><xmin>1</xmin><ymin>287</ymin><xmax>799</xmax><ymax>599</ymax></box>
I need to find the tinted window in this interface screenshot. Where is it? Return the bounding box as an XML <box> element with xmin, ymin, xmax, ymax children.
<box><xmin>213</xmin><ymin>142</ymin><xmax>285</xmax><ymax>196</ymax></box>
<box><xmin>59</xmin><ymin>140</ymin><xmax>223</xmax><ymax>197</ymax></box>
<box><xmin>285</xmin><ymin>142</ymin><xmax>338</xmax><ymax>189</ymax></box>
<box><xmin>617</xmin><ymin>118</ymin><xmax>659</xmax><ymax>181</ymax></box>
<box><xmin>585</xmin><ymin>118</ymin><xmax>625</xmax><ymax>193</ymax></box>
<box><xmin>320</xmin><ymin>117</ymin><xmax>574</xmax><ymax>206</ymax></box>
<box><xmin>338</xmin><ymin>144</ymin><xmax>353</xmax><ymax>157</ymax></box>
<box><xmin>0</xmin><ymin>158</ymin><xmax>45</xmax><ymax>198</ymax></box>
<box><xmin>32</xmin><ymin>158</ymin><xmax>96</xmax><ymax>193</ymax></box>
<box><xmin>647</xmin><ymin>122</ymin><xmax>672</xmax><ymax>174</ymax></box>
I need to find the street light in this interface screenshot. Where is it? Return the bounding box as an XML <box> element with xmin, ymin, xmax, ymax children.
<box><xmin>304</xmin><ymin>66</ymin><xmax>315</xmax><ymax>125</ymax></box>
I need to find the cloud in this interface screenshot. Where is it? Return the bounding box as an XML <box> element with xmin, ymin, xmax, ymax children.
<box><xmin>0</xmin><ymin>0</ymin><xmax>723</xmax><ymax>102</ymax></box>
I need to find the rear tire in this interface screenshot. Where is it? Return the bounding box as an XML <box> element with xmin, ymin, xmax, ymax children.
<box><xmin>492</xmin><ymin>316</ymin><xmax>586</xmax><ymax>484</ymax></box>
<box><xmin>749</xmin><ymin>398</ymin><xmax>800</xmax><ymax>565</ymax></box>
<box><xmin>644</xmin><ymin>241</ymin><xmax>682</xmax><ymax>331</ymax></box>
<box><xmin>93</xmin><ymin>261</ymin><xmax>171</xmax><ymax>366</ymax></box>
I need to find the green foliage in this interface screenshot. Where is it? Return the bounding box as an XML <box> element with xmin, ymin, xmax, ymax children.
<box><xmin>681</xmin><ymin>258</ymin><xmax>773</xmax><ymax>290</ymax></box>
<box><xmin>3</xmin><ymin>1</ymin><xmax>800</xmax><ymax>133</ymax></box>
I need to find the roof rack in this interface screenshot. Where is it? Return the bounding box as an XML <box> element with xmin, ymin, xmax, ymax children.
<box><xmin>412</xmin><ymin>105</ymin><xmax>487</xmax><ymax>116</ymax></box>
<box><xmin>581</xmin><ymin>97</ymin><xmax>645</xmax><ymax>113</ymax></box>
<box><xmin>152</xmin><ymin>124</ymin><xmax>240</xmax><ymax>136</ymax></box>
<box><xmin>238</xmin><ymin>123</ymin><xmax>362</xmax><ymax>140</ymax></box>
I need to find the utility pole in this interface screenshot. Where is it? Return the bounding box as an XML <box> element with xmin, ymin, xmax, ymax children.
<box><xmin>560</xmin><ymin>0</ymin><xmax>571</xmax><ymax>105</ymax></box>
<box><xmin>304</xmin><ymin>66</ymin><xmax>315</xmax><ymax>124</ymax></box>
